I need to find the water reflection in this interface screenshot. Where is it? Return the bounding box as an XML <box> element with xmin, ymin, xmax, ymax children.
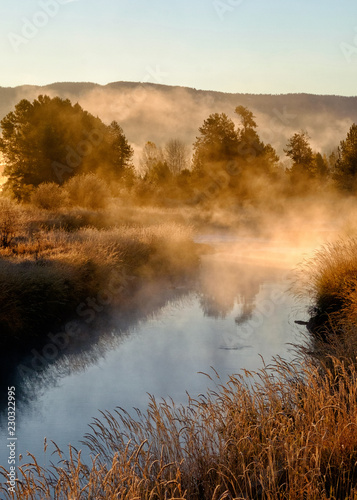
<box><xmin>1</xmin><ymin>261</ymin><xmax>286</xmax><ymax>410</ymax></box>
<box><xmin>0</xmin><ymin>280</ymin><xmax>191</xmax><ymax>413</ymax></box>
<box><xmin>199</xmin><ymin>258</ymin><xmax>280</xmax><ymax>320</ymax></box>
<box><xmin>0</xmin><ymin>239</ymin><xmax>300</xmax><ymax>469</ymax></box>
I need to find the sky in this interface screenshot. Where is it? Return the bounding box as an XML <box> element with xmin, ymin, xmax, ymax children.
<box><xmin>0</xmin><ymin>0</ymin><xmax>356</xmax><ymax>95</ymax></box>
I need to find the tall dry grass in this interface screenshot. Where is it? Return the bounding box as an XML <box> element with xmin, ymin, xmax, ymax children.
<box><xmin>2</xmin><ymin>354</ymin><xmax>357</xmax><ymax>499</ymax></box>
<box><xmin>0</xmin><ymin>215</ymin><xmax>199</xmax><ymax>342</ymax></box>
<box><xmin>293</xmin><ymin>238</ymin><xmax>357</xmax><ymax>343</ymax></box>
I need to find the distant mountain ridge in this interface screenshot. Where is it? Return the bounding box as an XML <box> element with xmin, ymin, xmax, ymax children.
<box><xmin>0</xmin><ymin>82</ymin><xmax>356</xmax><ymax>159</ymax></box>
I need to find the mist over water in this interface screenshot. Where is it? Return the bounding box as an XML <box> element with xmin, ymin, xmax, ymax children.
<box><xmin>0</xmin><ymin>225</ymin><xmax>332</xmax><ymax>469</ymax></box>
<box><xmin>1</xmin><ymin>83</ymin><xmax>356</xmax><ymax>495</ymax></box>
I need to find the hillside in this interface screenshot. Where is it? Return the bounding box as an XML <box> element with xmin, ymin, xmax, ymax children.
<box><xmin>0</xmin><ymin>82</ymin><xmax>356</xmax><ymax>161</ymax></box>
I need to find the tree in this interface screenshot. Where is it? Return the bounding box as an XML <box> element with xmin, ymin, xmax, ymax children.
<box><xmin>0</xmin><ymin>95</ymin><xmax>133</xmax><ymax>199</ymax></box>
<box><xmin>263</xmin><ymin>143</ymin><xmax>280</xmax><ymax>165</ymax></box>
<box><xmin>328</xmin><ymin>150</ymin><xmax>338</xmax><ymax>171</ymax></box>
<box><xmin>284</xmin><ymin>131</ymin><xmax>314</xmax><ymax>178</ymax></box>
<box><xmin>235</xmin><ymin>105</ymin><xmax>257</xmax><ymax>134</ymax></box>
<box><xmin>235</xmin><ymin>106</ymin><xmax>268</xmax><ymax>162</ymax></box>
<box><xmin>164</xmin><ymin>139</ymin><xmax>189</xmax><ymax>175</ymax></box>
<box><xmin>140</xmin><ymin>142</ymin><xmax>171</xmax><ymax>184</ymax></box>
<box><xmin>100</xmin><ymin>120</ymin><xmax>134</xmax><ymax>187</ymax></box>
<box><xmin>140</xmin><ymin>141</ymin><xmax>164</xmax><ymax>174</ymax></box>
<box><xmin>333</xmin><ymin>123</ymin><xmax>357</xmax><ymax>191</ymax></box>
<box><xmin>314</xmin><ymin>152</ymin><xmax>329</xmax><ymax>179</ymax></box>
<box><xmin>105</xmin><ymin>121</ymin><xmax>134</xmax><ymax>171</ymax></box>
<box><xmin>192</xmin><ymin>113</ymin><xmax>239</xmax><ymax>173</ymax></box>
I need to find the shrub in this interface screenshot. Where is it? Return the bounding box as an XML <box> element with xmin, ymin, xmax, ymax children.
<box><xmin>63</xmin><ymin>173</ymin><xmax>110</xmax><ymax>210</ymax></box>
<box><xmin>30</xmin><ymin>182</ymin><xmax>66</xmax><ymax>210</ymax></box>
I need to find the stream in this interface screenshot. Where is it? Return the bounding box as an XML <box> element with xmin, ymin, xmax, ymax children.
<box><xmin>0</xmin><ymin>232</ymin><xmax>324</xmax><ymax>471</ymax></box>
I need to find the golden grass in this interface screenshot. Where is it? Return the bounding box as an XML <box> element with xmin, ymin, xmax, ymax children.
<box><xmin>3</xmin><ymin>204</ymin><xmax>357</xmax><ymax>497</ymax></box>
<box><xmin>293</xmin><ymin>238</ymin><xmax>357</xmax><ymax>342</ymax></box>
<box><xmin>294</xmin><ymin>238</ymin><xmax>357</xmax><ymax>305</ymax></box>
<box><xmin>2</xmin><ymin>355</ymin><xmax>357</xmax><ymax>499</ymax></box>
<box><xmin>0</xmin><ymin>211</ymin><xmax>199</xmax><ymax>342</ymax></box>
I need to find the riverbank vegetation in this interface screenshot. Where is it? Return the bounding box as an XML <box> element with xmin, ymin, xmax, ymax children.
<box><xmin>0</xmin><ymin>95</ymin><xmax>356</xmax><ymax>347</ymax></box>
<box><xmin>2</xmin><ymin>95</ymin><xmax>357</xmax><ymax>498</ymax></box>
<box><xmin>0</xmin><ymin>95</ymin><xmax>354</xmax><ymax>350</ymax></box>
<box><xmin>0</xmin><ymin>195</ymin><xmax>199</xmax><ymax>346</ymax></box>
<box><xmin>294</xmin><ymin>238</ymin><xmax>357</xmax><ymax>368</ymax></box>
<box><xmin>3</xmin><ymin>237</ymin><xmax>357</xmax><ymax>499</ymax></box>
<box><xmin>1</xmin><ymin>95</ymin><xmax>356</xmax><ymax>210</ymax></box>
<box><xmin>2</xmin><ymin>352</ymin><xmax>357</xmax><ymax>499</ymax></box>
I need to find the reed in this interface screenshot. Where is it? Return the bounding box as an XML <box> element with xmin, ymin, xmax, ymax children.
<box><xmin>2</xmin><ymin>354</ymin><xmax>357</xmax><ymax>499</ymax></box>
<box><xmin>0</xmin><ymin>218</ymin><xmax>198</xmax><ymax>342</ymax></box>
<box><xmin>293</xmin><ymin>238</ymin><xmax>357</xmax><ymax>345</ymax></box>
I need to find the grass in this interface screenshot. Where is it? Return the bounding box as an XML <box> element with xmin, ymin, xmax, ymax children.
<box><xmin>290</xmin><ymin>236</ymin><xmax>357</xmax><ymax>394</ymax></box>
<box><xmin>2</xmin><ymin>354</ymin><xmax>357</xmax><ymax>499</ymax></box>
<box><xmin>293</xmin><ymin>238</ymin><xmax>357</xmax><ymax>342</ymax></box>
<box><xmin>5</xmin><ymin>199</ymin><xmax>357</xmax><ymax>498</ymax></box>
<box><xmin>0</xmin><ymin>197</ymin><xmax>200</xmax><ymax>344</ymax></box>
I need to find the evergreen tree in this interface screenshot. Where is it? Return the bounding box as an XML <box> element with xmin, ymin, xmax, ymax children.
<box><xmin>0</xmin><ymin>95</ymin><xmax>133</xmax><ymax>198</ymax></box>
<box><xmin>192</xmin><ymin>113</ymin><xmax>239</xmax><ymax>174</ymax></box>
<box><xmin>284</xmin><ymin>131</ymin><xmax>314</xmax><ymax>178</ymax></box>
<box><xmin>333</xmin><ymin>123</ymin><xmax>357</xmax><ymax>191</ymax></box>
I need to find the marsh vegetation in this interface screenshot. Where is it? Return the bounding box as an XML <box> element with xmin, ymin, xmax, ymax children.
<box><xmin>1</xmin><ymin>94</ymin><xmax>357</xmax><ymax>498</ymax></box>
<box><xmin>2</xmin><ymin>353</ymin><xmax>357</xmax><ymax>499</ymax></box>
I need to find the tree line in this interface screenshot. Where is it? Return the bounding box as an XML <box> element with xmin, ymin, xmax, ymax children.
<box><xmin>0</xmin><ymin>95</ymin><xmax>357</xmax><ymax>205</ymax></box>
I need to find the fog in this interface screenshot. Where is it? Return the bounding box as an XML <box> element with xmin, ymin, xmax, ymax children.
<box><xmin>1</xmin><ymin>82</ymin><xmax>357</xmax><ymax>395</ymax></box>
<box><xmin>78</xmin><ymin>86</ymin><xmax>351</xmax><ymax>162</ymax></box>
<box><xmin>2</xmin><ymin>82</ymin><xmax>355</xmax><ymax>169</ymax></box>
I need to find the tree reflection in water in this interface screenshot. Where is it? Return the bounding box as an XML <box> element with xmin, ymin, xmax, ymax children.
<box><xmin>0</xmin><ymin>246</ymin><xmax>288</xmax><ymax>420</ymax></box>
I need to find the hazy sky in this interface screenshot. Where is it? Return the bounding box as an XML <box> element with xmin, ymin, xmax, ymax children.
<box><xmin>1</xmin><ymin>0</ymin><xmax>356</xmax><ymax>95</ymax></box>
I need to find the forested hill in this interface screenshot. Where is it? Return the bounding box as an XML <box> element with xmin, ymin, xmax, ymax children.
<box><xmin>0</xmin><ymin>82</ymin><xmax>356</xmax><ymax>155</ymax></box>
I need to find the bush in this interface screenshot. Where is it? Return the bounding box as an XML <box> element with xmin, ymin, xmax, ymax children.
<box><xmin>30</xmin><ymin>182</ymin><xmax>66</xmax><ymax>210</ymax></box>
<box><xmin>63</xmin><ymin>173</ymin><xmax>110</xmax><ymax>210</ymax></box>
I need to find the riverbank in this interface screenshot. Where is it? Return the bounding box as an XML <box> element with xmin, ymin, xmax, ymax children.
<box><xmin>0</xmin><ymin>199</ymin><xmax>201</xmax><ymax>349</ymax></box>
<box><xmin>3</xmin><ymin>209</ymin><xmax>357</xmax><ymax>498</ymax></box>
<box><xmin>2</xmin><ymin>352</ymin><xmax>357</xmax><ymax>499</ymax></box>
<box><xmin>294</xmin><ymin>237</ymin><xmax>357</xmax><ymax>365</ymax></box>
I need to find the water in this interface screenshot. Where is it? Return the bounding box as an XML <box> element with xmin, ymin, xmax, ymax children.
<box><xmin>0</xmin><ymin>234</ymin><xmax>313</xmax><ymax>471</ymax></box>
